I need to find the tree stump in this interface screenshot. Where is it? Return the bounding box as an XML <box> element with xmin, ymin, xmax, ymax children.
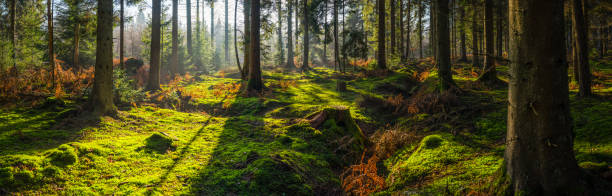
<box><xmin>307</xmin><ymin>106</ymin><xmax>367</xmax><ymax>151</ymax></box>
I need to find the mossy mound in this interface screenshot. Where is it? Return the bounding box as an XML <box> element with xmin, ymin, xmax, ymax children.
<box><xmin>0</xmin><ymin>167</ymin><xmax>13</xmax><ymax>187</ymax></box>
<box><xmin>307</xmin><ymin>106</ymin><xmax>367</xmax><ymax>156</ymax></box>
<box><xmin>45</xmin><ymin>144</ymin><xmax>78</xmax><ymax>167</ymax></box>
<box><xmin>144</xmin><ymin>132</ymin><xmax>175</xmax><ymax>153</ymax></box>
<box><xmin>41</xmin><ymin>166</ymin><xmax>62</xmax><ymax>178</ymax></box>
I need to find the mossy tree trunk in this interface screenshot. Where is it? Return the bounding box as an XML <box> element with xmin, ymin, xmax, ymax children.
<box><xmin>147</xmin><ymin>0</ymin><xmax>161</xmax><ymax>91</ymax></box>
<box><xmin>91</xmin><ymin>0</ymin><xmax>116</xmax><ymax>115</ymax></box>
<box><xmin>572</xmin><ymin>0</ymin><xmax>592</xmax><ymax>97</ymax></box>
<box><xmin>376</xmin><ymin>0</ymin><xmax>386</xmax><ymax>69</ymax></box>
<box><xmin>435</xmin><ymin>0</ymin><xmax>455</xmax><ymax>91</ymax></box>
<box><xmin>247</xmin><ymin>0</ymin><xmax>263</xmax><ymax>92</ymax></box>
<box><xmin>506</xmin><ymin>0</ymin><xmax>581</xmax><ymax>194</ymax></box>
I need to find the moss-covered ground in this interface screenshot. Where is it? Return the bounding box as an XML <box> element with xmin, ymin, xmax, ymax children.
<box><xmin>0</xmin><ymin>56</ymin><xmax>610</xmax><ymax>195</ymax></box>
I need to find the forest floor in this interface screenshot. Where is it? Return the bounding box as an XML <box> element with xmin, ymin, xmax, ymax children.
<box><xmin>1</xmin><ymin>56</ymin><xmax>611</xmax><ymax>195</ymax></box>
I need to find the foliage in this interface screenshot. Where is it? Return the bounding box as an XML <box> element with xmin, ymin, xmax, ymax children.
<box><xmin>113</xmin><ymin>68</ymin><xmax>146</xmax><ymax>105</ymax></box>
<box><xmin>341</xmin><ymin>151</ymin><xmax>385</xmax><ymax>195</ymax></box>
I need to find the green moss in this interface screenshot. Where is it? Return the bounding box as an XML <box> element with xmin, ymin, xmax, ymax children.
<box><xmin>421</xmin><ymin>135</ymin><xmax>443</xmax><ymax>149</ymax></box>
<box><xmin>0</xmin><ymin>167</ymin><xmax>13</xmax><ymax>187</ymax></box>
<box><xmin>41</xmin><ymin>166</ymin><xmax>62</xmax><ymax>178</ymax></box>
<box><xmin>579</xmin><ymin>161</ymin><xmax>609</xmax><ymax>173</ymax></box>
<box><xmin>46</xmin><ymin>145</ymin><xmax>78</xmax><ymax>167</ymax></box>
<box><xmin>12</xmin><ymin>170</ymin><xmax>35</xmax><ymax>186</ymax></box>
<box><xmin>144</xmin><ymin>132</ymin><xmax>175</xmax><ymax>153</ymax></box>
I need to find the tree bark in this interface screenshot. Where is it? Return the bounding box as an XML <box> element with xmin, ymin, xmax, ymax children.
<box><xmin>495</xmin><ymin>0</ymin><xmax>503</xmax><ymax>59</ymax></box>
<box><xmin>400</xmin><ymin>0</ymin><xmax>405</xmax><ymax>62</ymax></box>
<box><xmin>302</xmin><ymin>0</ymin><xmax>310</xmax><ymax>71</ymax></box>
<box><xmin>225</xmin><ymin>0</ymin><xmax>229</xmax><ymax>66</ymax></box>
<box><xmin>471</xmin><ymin>0</ymin><xmax>479</xmax><ymax>67</ymax></box>
<box><xmin>147</xmin><ymin>0</ymin><xmax>161</xmax><ymax>91</ymax></box>
<box><xmin>430</xmin><ymin>0</ymin><xmax>435</xmax><ymax>58</ymax></box>
<box><xmin>506</xmin><ymin>0</ymin><xmax>581</xmax><ymax>194</ymax></box>
<box><xmin>376</xmin><ymin>0</ymin><xmax>386</xmax><ymax>69</ymax></box>
<box><xmin>417</xmin><ymin>0</ymin><xmax>423</xmax><ymax>59</ymax></box>
<box><xmin>334</xmin><ymin>0</ymin><xmax>339</xmax><ymax>71</ymax></box>
<box><xmin>391</xmin><ymin>0</ymin><xmax>396</xmax><ymax>55</ymax></box>
<box><xmin>406</xmin><ymin>0</ymin><xmax>412</xmax><ymax>59</ymax></box>
<box><xmin>478</xmin><ymin>0</ymin><xmax>498</xmax><ymax>83</ymax></box>
<box><xmin>91</xmin><ymin>0</ymin><xmax>115</xmax><ymax>115</ymax></box>
<box><xmin>73</xmin><ymin>23</ymin><xmax>80</xmax><ymax>69</ymax></box>
<box><xmin>120</xmin><ymin>0</ymin><xmax>125</xmax><ymax>69</ymax></box>
<box><xmin>572</xmin><ymin>0</ymin><xmax>592</xmax><ymax>97</ymax></box>
<box><xmin>459</xmin><ymin>4</ymin><xmax>467</xmax><ymax>62</ymax></box>
<box><xmin>435</xmin><ymin>0</ymin><xmax>454</xmax><ymax>91</ymax></box>
<box><xmin>277</xmin><ymin>0</ymin><xmax>284</xmax><ymax>66</ymax></box>
<box><xmin>187</xmin><ymin>0</ymin><xmax>192</xmax><ymax>56</ymax></box>
<box><xmin>211</xmin><ymin>2</ymin><xmax>214</xmax><ymax>47</ymax></box>
<box><xmin>234</xmin><ymin>0</ymin><xmax>243</xmax><ymax>78</ymax></box>
<box><xmin>287</xmin><ymin>0</ymin><xmax>296</xmax><ymax>69</ymax></box>
<box><xmin>11</xmin><ymin>0</ymin><xmax>17</xmax><ymax>74</ymax></box>
<box><xmin>171</xmin><ymin>0</ymin><xmax>179</xmax><ymax>76</ymax></box>
<box><xmin>247</xmin><ymin>0</ymin><xmax>263</xmax><ymax>92</ymax></box>
<box><xmin>243</xmin><ymin>0</ymin><xmax>251</xmax><ymax>76</ymax></box>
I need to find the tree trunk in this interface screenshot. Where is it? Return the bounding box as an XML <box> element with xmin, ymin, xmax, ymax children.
<box><xmin>430</xmin><ymin>0</ymin><xmax>435</xmax><ymax>58</ymax></box>
<box><xmin>243</xmin><ymin>0</ymin><xmax>251</xmax><ymax>76</ymax></box>
<box><xmin>391</xmin><ymin>0</ymin><xmax>396</xmax><ymax>55</ymax></box>
<box><xmin>495</xmin><ymin>0</ymin><xmax>503</xmax><ymax>59</ymax></box>
<box><xmin>478</xmin><ymin>0</ymin><xmax>498</xmax><ymax>83</ymax></box>
<box><xmin>435</xmin><ymin>0</ymin><xmax>454</xmax><ymax>91</ymax></box>
<box><xmin>73</xmin><ymin>23</ymin><xmax>80</xmax><ymax>69</ymax></box>
<box><xmin>471</xmin><ymin>0</ymin><xmax>479</xmax><ymax>67</ymax></box>
<box><xmin>323</xmin><ymin>0</ymin><xmax>328</xmax><ymax>65</ymax></box>
<box><xmin>225</xmin><ymin>0</ymin><xmax>229</xmax><ymax>66</ymax></box>
<box><xmin>287</xmin><ymin>0</ymin><xmax>296</xmax><ymax>69</ymax></box>
<box><xmin>46</xmin><ymin>0</ymin><xmax>53</xmax><ymax>81</ymax></box>
<box><xmin>572</xmin><ymin>0</ymin><xmax>592</xmax><ymax>97</ymax></box>
<box><xmin>334</xmin><ymin>0</ymin><xmax>339</xmax><ymax>71</ymax></box>
<box><xmin>11</xmin><ymin>0</ymin><xmax>17</xmax><ymax>74</ymax></box>
<box><xmin>211</xmin><ymin>2</ymin><xmax>214</xmax><ymax>47</ymax></box>
<box><xmin>120</xmin><ymin>0</ymin><xmax>125</xmax><ymax>69</ymax></box>
<box><xmin>147</xmin><ymin>0</ymin><xmax>161</xmax><ymax>91</ymax></box>
<box><xmin>400</xmin><ymin>0</ymin><xmax>405</xmax><ymax>62</ymax></box>
<box><xmin>418</xmin><ymin>0</ymin><xmax>423</xmax><ymax>59</ymax></box>
<box><xmin>406</xmin><ymin>0</ymin><xmax>412</xmax><ymax>59</ymax></box>
<box><xmin>171</xmin><ymin>0</ymin><xmax>179</xmax><ymax>76</ymax></box>
<box><xmin>187</xmin><ymin>0</ymin><xmax>192</xmax><ymax>56</ymax></box>
<box><xmin>302</xmin><ymin>0</ymin><xmax>310</xmax><ymax>71</ymax></box>
<box><xmin>234</xmin><ymin>0</ymin><xmax>242</xmax><ymax>78</ymax></box>
<box><xmin>505</xmin><ymin>0</ymin><xmax>582</xmax><ymax>194</ymax></box>
<box><xmin>459</xmin><ymin>4</ymin><xmax>467</xmax><ymax>62</ymax></box>
<box><xmin>376</xmin><ymin>0</ymin><xmax>386</xmax><ymax>69</ymax></box>
<box><xmin>247</xmin><ymin>0</ymin><xmax>263</xmax><ymax>92</ymax></box>
<box><xmin>91</xmin><ymin>0</ymin><xmax>115</xmax><ymax>115</ymax></box>
<box><xmin>277</xmin><ymin>0</ymin><xmax>284</xmax><ymax>66</ymax></box>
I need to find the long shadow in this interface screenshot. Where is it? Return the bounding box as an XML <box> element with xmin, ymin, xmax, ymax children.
<box><xmin>0</xmin><ymin>104</ymin><xmax>101</xmax><ymax>156</ymax></box>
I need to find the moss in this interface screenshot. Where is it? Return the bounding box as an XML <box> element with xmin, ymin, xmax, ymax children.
<box><xmin>144</xmin><ymin>132</ymin><xmax>175</xmax><ymax>153</ymax></box>
<box><xmin>41</xmin><ymin>166</ymin><xmax>62</xmax><ymax>178</ymax></box>
<box><xmin>0</xmin><ymin>167</ymin><xmax>13</xmax><ymax>187</ymax></box>
<box><xmin>421</xmin><ymin>135</ymin><xmax>443</xmax><ymax>149</ymax></box>
<box><xmin>46</xmin><ymin>145</ymin><xmax>78</xmax><ymax>167</ymax></box>
<box><xmin>12</xmin><ymin>170</ymin><xmax>35</xmax><ymax>186</ymax></box>
<box><xmin>579</xmin><ymin>161</ymin><xmax>609</xmax><ymax>173</ymax></box>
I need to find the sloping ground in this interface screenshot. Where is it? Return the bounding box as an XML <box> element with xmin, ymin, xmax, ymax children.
<box><xmin>0</xmin><ymin>57</ymin><xmax>610</xmax><ymax>195</ymax></box>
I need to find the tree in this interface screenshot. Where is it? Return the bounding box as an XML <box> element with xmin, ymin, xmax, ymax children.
<box><xmin>435</xmin><ymin>0</ymin><xmax>454</xmax><ymax>91</ymax></box>
<box><xmin>400</xmin><ymin>0</ymin><xmax>405</xmax><ymax>61</ymax></box>
<box><xmin>147</xmin><ymin>0</ymin><xmax>161</xmax><ymax>91</ymax></box>
<box><xmin>234</xmin><ymin>0</ymin><xmax>243</xmax><ymax>78</ymax></box>
<box><xmin>187</xmin><ymin>0</ymin><xmax>192</xmax><ymax>56</ymax></box>
<box><xmin>505</xmin><ymin>0</ymin><xmax>582</xmax><ymax>194</ymax></box>
<box><xmin>243</xmin><ymin>0</ymin><xmax>251</xmax><ymax>75</ymax></box>
<box><xmin>302</xmin><ymin>0</ymin><xmax>310</xmax><ymax>71</ymax></box>
<box><xmin>225</xmin><ymin>0</ymin><xmax>229</xmax><ymax>65</ymax></box>
<box><xmin>277</xmin><ymin>0</ymin><xmax>284</xmax><ymax>65</ymax></box>
<box><xmin>495</xmin><ymin>0</ymin><xmax>503</xmax><ymax>60</ymax></box>
<box><xmin>376</xmin><ymin>0</ymin><xmax>386</xmax><ymax>69</ymax></box>
<box><xmin>334</xmin><ymin>0</ymin><xmax>339</xmax><ymax>71</ymax></box>
<box><xmin>120</xmin><ymin>0</ymin><xmax>125</xmax><ymax>69</ymax></box>
<box><xmin>405</xmin><ymin>0</ymin><xmax>412</xmax><ymax>59</ymax></box>
<box><xmin>471</xmin><ymin>0</ymin><xmax>479</xmax><ymax>67</ymax></box>
<box><xmin>47</xmin><ymin>0</ymin><xmax>54</xmax><ymax>81</ymax></box>
<box><xmin>247</xmin><ymin>0</ymin><xmax>263</xmax><ymax>92</ymax></box>
<box><xmin>90</xmin><ymin>0</ymin><xmax>115</xmax><ymax>115</ymax></box>
<box><xmin>287</xmin><ymin>0</ymin><xmax>296</xmax><ymax>69</ymax></box>
<box><xmin>11</xmin><ymin>0</ymin><xmax>17</xmax><ymax>74</ymax></box>
<box><xmin>458</xmin><ymin>2</ymin><xmax>467</xmax><ymax>62</ymax></box>
<box><xmin>171</xmin><ymin>0</ymin><xmax>179</xmax><ymax>76</ymax></box>
<box><xmin>417</xmin><ymin>0</ymin><xmax>423</xmax><ymax>59</ymax></box>
<box><xmin>390</xmin><ymin>0</ymin><xmax>396</xmax><ymax>55</ymax></box>
<box><xmin>572</xmin><ymin>0</ymin><xmax>592</xmax><ymax>97</ymax></box>
<box><xmin>477</xmin><ymin>0</ymin><xmax>498</xmax><ymax>83</ymax></box>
